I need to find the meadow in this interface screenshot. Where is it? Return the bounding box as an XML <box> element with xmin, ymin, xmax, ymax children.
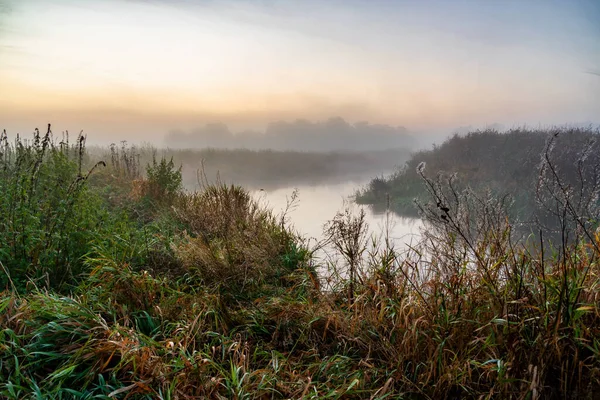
<box><xmin>0</xmin><ymin>125</ymin><xmax>599</xmax><ymax>399</ymax></box>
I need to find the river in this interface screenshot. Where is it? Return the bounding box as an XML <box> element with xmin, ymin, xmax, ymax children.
<box><xmin>251</xmin><ymin>180</ymin><xmax>422</xmax><ymax>260</ymax></box>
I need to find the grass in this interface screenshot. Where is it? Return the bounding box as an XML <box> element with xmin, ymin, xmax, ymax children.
<box><xmin>87</xmin><ymin>145</ymin><xmax>412</xmax><ymax>190</ymax></box>
<box><xmin>0</xmin><ymin>125</ymin><xmax>599</xmax><ymax>398</ymax></box>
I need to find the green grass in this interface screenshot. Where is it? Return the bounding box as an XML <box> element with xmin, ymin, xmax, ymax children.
<box><xmin>1</xmin><ymin>125</ymin><xmax>600</xmax><ymax>398</ymax></box>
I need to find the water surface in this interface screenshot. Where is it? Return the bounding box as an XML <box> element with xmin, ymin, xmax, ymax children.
<box><xmin>252</xmin><ymin>180</ymin><xmax>422</xmax><ymax>254</ymax></box>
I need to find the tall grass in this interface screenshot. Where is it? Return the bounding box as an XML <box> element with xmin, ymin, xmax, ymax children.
<box><xmin>0</xmin><ymin>126</ymin><xmax>107</xmax><ymax>291</ymax></box>
<box><xmin>0</xmin><ymin>127</ymin><xmax>599</xmax><ymax>398</ymax></box>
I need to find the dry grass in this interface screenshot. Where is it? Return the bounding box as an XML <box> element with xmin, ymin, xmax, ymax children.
<box><xmin>171</xmin><ymin>179</ymin><xmax>309</xmax><ymax>300</ymax></box>
<box><xmin>1</xmin><ymin>127</ymin><xmax>600</xmax><ymax>398</ymax></box>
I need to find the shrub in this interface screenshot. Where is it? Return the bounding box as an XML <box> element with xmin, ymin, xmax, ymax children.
<box><xmin>145</xmin><ymin>154</ymin><xmax>182</xmax><ymax>203</ymax></box>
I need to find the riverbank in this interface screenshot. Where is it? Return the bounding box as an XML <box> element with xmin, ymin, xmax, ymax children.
<box><xmin>87</xmin><ymin>145</ymin><xmax>412</xmax><ymax>191</ymax></box>
<box><xmin>1</xmin><ymin>127</ymin><xmax>600</xmax><ymax>398</ymax></box>
<box><xmin>356</xmin><ymin>127</ymin><xmax>600</xmax><ymax>226</ymax></box>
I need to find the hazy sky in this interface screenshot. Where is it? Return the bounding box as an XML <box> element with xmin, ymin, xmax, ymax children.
<box><xmin>0</xmin><ymin>0</ymin><xmax>599</xmax><ymax>143</ymax></box>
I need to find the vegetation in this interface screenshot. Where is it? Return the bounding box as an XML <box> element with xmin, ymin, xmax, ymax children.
<box><xmin>1</xmin><ymin>125</ymin><xmax>600</xmax><ymax>398</ymax></box>
<box><xmin>356</xmin><ymin>127</ymin><xmax>600</xmax><ymax>224</ymax></box>
<box><xmin>165</xmin><ymin>117</ymin><xmax>415</xmax><ymax>152</ymax></box>
<box><xmin>88</xmin><ymin>145</ymin><xmax>412</xmax><ymax>191</ymax></box>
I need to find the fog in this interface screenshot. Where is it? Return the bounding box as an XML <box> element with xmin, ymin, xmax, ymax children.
<box><xmin>1</xmin><ymin>0</ymin><xmax>599</xmax><ymax>243</ymax></box>
<box><xmin>1</xmin><ymin>0</ymin><xmax>599</xmax><ymax>146</ymax></box>
<box><xmin>252</xmin><ymin>181</ymin><xmax>423</xmax><ymax>257</ymax></box>
<box><xmin>165</xmin><ymin>117</ymin><xmax>415</xmax><ymax>152</ymax></box>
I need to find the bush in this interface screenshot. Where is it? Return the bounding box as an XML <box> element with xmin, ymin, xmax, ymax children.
<box><xmin>145</xmin><ymin>154</ymin><xmax>182</xmax><ymax>203</ymax></box>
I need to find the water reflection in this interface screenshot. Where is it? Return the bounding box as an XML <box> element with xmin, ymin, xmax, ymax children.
<box><xmin>252</xmin><ymin>181</ymin><xmax>422</xmax><ymax>252</ymax></box>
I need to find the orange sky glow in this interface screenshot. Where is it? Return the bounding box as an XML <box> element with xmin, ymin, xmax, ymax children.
<box><xmin>0</xmin><ymin>0</ymin><xmax>598</xmax><ymax>144</ymax></box>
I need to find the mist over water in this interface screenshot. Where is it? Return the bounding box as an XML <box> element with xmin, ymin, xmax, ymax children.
<box><xmin>166</xmin><ymin>118</ymin><xmax>415</xmax><ymax>152</ymax></box>
<box><xmin>174</xmin><ymin>147</ymin><xmax>421</xmax><ymax>252</ymax></box>
<box><xmin>252</xmin><ymin>180</ymin><xmax>422</xmax><ymax>257</ymax></box>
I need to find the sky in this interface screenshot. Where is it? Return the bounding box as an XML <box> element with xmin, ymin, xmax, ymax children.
<box><xmin>0</xmin><ymin>0</ymin><xmax>599</xmax><ymax>144</ymax></box>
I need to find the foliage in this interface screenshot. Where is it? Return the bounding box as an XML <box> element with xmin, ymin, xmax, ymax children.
<box><xmin>0</xmin><ymin>126</ymin><xmax>106</xmax><ymax>292</ymax></box>
<box><xmin>357</xmin><ymin>127</ymin><xmax>600</xmax><ymax>228</ymax></box>
<box><xmin>324</xmin><ymin>206</ymin><xmax>369</xmax><ymax>303</ymax></box>
<box><xmin>145</xmin><ymin>154</ymin><xmax>182</xmax><ymax>202</ymax></box>
<box><xmin>1</xmin><ymin>126</ymin><xmax>600</xmax><ymax>398</ymax></box>
<box><xmin>172</xmin><ymin>177</ymin><xmax>311</xmax><ymax>301</ymax></box>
